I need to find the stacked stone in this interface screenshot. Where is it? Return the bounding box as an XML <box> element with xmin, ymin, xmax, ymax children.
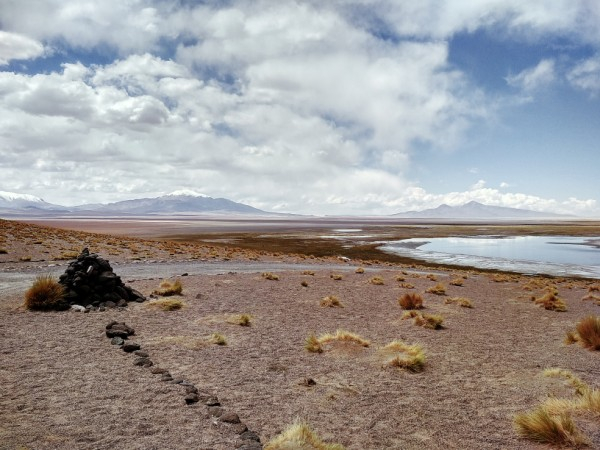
<box><xmin>59</xmin><ymin>248</ymin><xmax>145</xmax><ymax>309</ymax></box>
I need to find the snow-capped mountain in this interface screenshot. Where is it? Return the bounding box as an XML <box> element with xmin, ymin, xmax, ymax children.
<box><xmin>0</xmin><ymin>190</ymin><xmax>67</xmax><ymax>211</ymax></box>
<box><xmin>393</xmin><ymin>201</ymin><xmax>570</xmax><ymax>219</ymax></box>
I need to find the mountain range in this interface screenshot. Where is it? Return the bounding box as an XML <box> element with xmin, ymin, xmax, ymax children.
<box><xmin>0</xmin><ymin>191</ymin><xmax>572</xmax><ymax>218</ymax></box>
<box><xmin>0</xmin><ymin>190</ymin><xmax>271</xmax><ymax>216</ymax></box>
<box><xmin>393</xmin><ymin>201</ymin><xmax>570</xmax><ymax>219</ymax></box>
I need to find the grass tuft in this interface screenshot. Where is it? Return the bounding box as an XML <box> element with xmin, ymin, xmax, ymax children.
<box><xmin>24</xmin><ymin>274</ymin><xmax>66</xmax><ymax>311</ymax></box>
<box><xmin>146</xmin><ymin>298</ymin><xmax>185</xmax><ymax>311</ymax></box>
<box><xmin>449</xmin><ymin>278</ymin><xmax>464</xmax><ymax>286</ymax></box>
<box><xmin>398</xmin><ymin>292</ymin><xmax>424</xmax><ymax>310</ymax></box>
<box><xmin>426</xmin><ymin>283</ymin><xmax>446</xmax><ymax>295</ymax></box>
<box><xmin>228</xmin><ymin>314</ymin><xmax>253</xmax><ymax>326</ymax></box>
<box><xmin>380</xmin><ymin>340</ymin><xmax>426</xmax><ymax>372</ymax></box>
<box><xmin>534</xmin><ymin>292</ymin><xmax>567</xmax><ymax>312</ymax></box>
<box><xmin>262</xmin><ymin>272</ymin><xmax>280</xmax><ymax>281</ymax></box>
<box><xmin>414</xmin><ymin>313</ymin><xmax>445</xmax><ymax>330</ymax></box>
<box><xmin>210</xmin><ymin>332</ymin><xmax>227</xmax><ymax>345</ymax></box>
<box><xmin>330</xmin><ymin>274</ymin><xmax>343</xmax><ymax>281</ymax></box>
<box><xmin>445</xmin><ymin>297</ymin><xmax>473</xmax><ymax>308</ymax></box>
<box><xmin>513</xmin><ymin>406</ymin><xmax>588</xmax><ymax>447</ymax></box>
<box><xmin>152</xmin><ymin>279</ymin><xmax>183</xmax><ymax>296</ymax></box>
<box><xmin>575</xmin><ymin>315</ymin><xmax>600</xmax><ymax>351</ymax></box>
<box><xmin>355</xmin><ymin>267</ymin><xmax>365</xmax><ymax>274</ymax></box>
<box><xmin>320</xmin><ymin>295</ymin><xmax>343</xmax><ymax>308</ymax></box>
<box><xmin>369</xmin><ymin>276</ymin><xmax>384</xmax><ymax>285</ymax></box>
<box><xmin>318</xmin><ymin>330</ymin><xmax>370</xmax><ymax>347</ymax></box>
<box><xmin>264</xmin><ymin>420</ymin><xmax>346</xmax><ymax>450</ymax></box>
<box><xmin>305</xmin><ymin>333</ymin><xmax>324</xmax><ymax>353</ymax></box>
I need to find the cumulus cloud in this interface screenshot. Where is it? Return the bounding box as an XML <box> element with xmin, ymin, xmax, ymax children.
<box><xmin>506</xmin><ymin>59</ymin><xmax>556</xmax><ymax>91</ymax></box>
<box><xmin>567</xmin><ymin>54</ymin><xmax>600</xmax><ymax>95</ymax></box>
<box><xmin>0</xmin><ymin>31</ymin><xmax>44</xmax><ymax>65</ymax></box>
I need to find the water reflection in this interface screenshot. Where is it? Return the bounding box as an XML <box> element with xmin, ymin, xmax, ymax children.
<box><xmin>380</xmin><ymin>236</ymin><xmax>600</xmax><ymax>278</ymax></box>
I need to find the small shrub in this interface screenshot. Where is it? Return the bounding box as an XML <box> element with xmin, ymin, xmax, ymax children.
<box><xmin>320</xmin><ymin>295</ymin><xmax>343</xmax><ymax>308</ymax></box>
<box><xmin>449</xmin><ymin>278</ymin><xmax>464</xmax><ymax>286</ymax></box>
<box><xmin>210</xmin><ymin>332</ymin><xmax>227</xmax><ymax>345</ymax></box>
<box><xmin>264</xmin><ymin>420</ymin><xmax>345</xmax><ymax>450</ymax></box>
<box><xmin>330</xmin><ymin>274</ymin><xmax>343</xmax><ymax>281</ymax></box>
<box><xmin>414</xmin><ymin>313</ymin><xmax>444</xmax><ymax>330</ymax></box>
<box><xmin>318</xmin><ymin>329</ymin><xmax>370</xmax><ymax>347</ymax></box>
<box><xmin>146</xmin><ymin>298</ymin><xmax>185</xmax><ymax>311</ymax></box>
<box><xmin>305</xmin><ymin>333</ymin><xmax>323</xmax><ymax>353</ymax></box>
<box><xmin>228</xmin><ymin>314</ymin><xmax>252</xmax><ymax>326</ymax></box>
<box><xmin>564</xmin><ymin>331</ymin><xmax>578</xmax><ymax>345</ymax></box>
<box><xmin>262</xmin><ymin>272</ymin><xmax>279</xmax><ymax>281</ymax></box>
<box><xmin>575</xmin><ymin>316</ymin><xmax>600</xmax><ymax>350</ymax></box>
<box><xmin>426</xmin><ymin>273</ymin><xmax>437</xmax><ymax>281</ymax></box>
<box><xmin>588</xmin><ymin>284</ymin><xmax>600</xmax><ymax>292</ymax></box>
<box><xmin>380</xmin><ymin>340</ymin><xmax>426</xmax><ymax>372</ymax></box>
<box><xmin>399</xmin><ymin>282</ymin><xmax>414</xmax><ymax>289</ymax></box>
<box><xmin>513</xmin><ymin>406</ymin><xmax>588</xmax><ymax>447</ymax></box>
<box><xmin>24</xmin><ymin>274</ymin><xmax>66</xmax><ymax>311</ymax></box>
<box><xmin>398</xmin><ymin>292</ymin><xmax>423</xmax><ymax>310</ymax></box>
<box><xmin>302</xmin><ymin>270</ymin><xmax>315</xmax><ymax>276</ymax></box>
<box><xmin>426</xmin><ymin>283</ymin><xmax>446</xmax><ymax>295</ymax></box>
<box><xmin>19</xmin><ymin>256</ymin><xmax>32</xmax><ymax>262</ymax></box>
<box><xmin>534</xmin><ymin>292</ymin><xmax>567</xmax><ymax>312</ymax></box>
<box><xmin>369</xmin><ymin>276</ymin><xmax>384</xmax><ymax>285</ymax></box>
<box><xmin>301</xmin><ymin>280</ymin><xmax>309</xmax><ymax>287</ymax></box>
<box><xmin>445</xmin><ymin>297</ymin><xmax>473</xmax><ymax>308</ymax></box>
<box><xmin>153</xmin><ymin>279</ymin><xmax>183</xmax><ymax>296</ymax></box>
<box><xmin>355</xmin><ymin>267</ymin><xmax>365</xmax><ymax>274</ymax></box>
<box><xmin>492</xmin><ymin>274</ymin><xmax>513</xmax><ymax>283</ymax></box>
<box><xmin>395</xmin><ymin>275</ymin><xmax>406</xmax><ymax>282</ymax></box>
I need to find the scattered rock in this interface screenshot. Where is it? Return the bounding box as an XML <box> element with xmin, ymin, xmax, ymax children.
<box><xmin>208</xmin><ymin>406</ymin><xmax>223</xmax><ymax>417</ymax></box>
<box><xmin>206</xmin><ymin>397</ymin><xmax>220</xmax><ymax>406</ymax></box>
<box><xmin>111</xmin><ymin>337</ymin><xmax>124</xmax><ymax>346</ymax></box>
<box><xmin>240</xmin><ymin>431</ymin><xmax>261</xmax><ymax>442</ymax></box>
<box><xmin>70</xmin><ymin>304</ymin><xmax>86</xmax><ymax>312</ymax></box>
<box><xmin>184</xmin><ymin>385</ymin><xmax>198</xmax><ymax>394</ymax></box>
<box><xmin>220</xmin><ymin>412</ymin><xmax>241</xmax><ymax>424</ymax></box>
<box><xmin>122</xmin><ymin>342</ymin><xmax>141</xmax><ymax>353</ymax></box>
<box><xmin>133</xmin><ymin>357</ymin><xmax>153</xmax><ymax>367</ymax></box>
<box><xmin>150</xmin><ymin>367</ymin><xmax>168</xmax><ymax>374</ymax></box>
<box><xmin>237</xmin><ymin>441</ymin><xmax>262</xmax><ymax>450</ymax></box>
<box><xmin>184</xmin><ymin>393</ymin><xmax>199</xmax><ymax>405</ymax></box>
<box><xmin>134</xmin><ymin>350</ymin><xmax>149</xmax><ymax>358</ymax></box>
<box><xmin>170</xmin><ymin>378</ymin><xmax>184</xmax><ymax>384</ymax></box>
<box><xmin>105</xmin><ymin>322</ymin><xmax>135</xmax><ymax>339</ymax></box>
<box><xmin>161</xmin><ymin>374</ymin><xmax>173</xmax><ymax>382</ymax></box>
<box><xmin>232</xmin><ymin>423</ymin><xmax>248</xmax><ymax>434</ymax></box>
<box><xmin>300</xmin><ymin>377</ymin><xmax>316</xmax><ymax>386</ymax></box>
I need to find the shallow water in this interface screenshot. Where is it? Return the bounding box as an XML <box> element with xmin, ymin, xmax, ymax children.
<box><xmin>380</xmin><ymin>236</ymin><xmax>600</xmax><ymax>278</ymax></box>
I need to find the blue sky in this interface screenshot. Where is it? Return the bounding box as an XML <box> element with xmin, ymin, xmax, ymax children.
<box><xmin>0</xmin><ymin>1</ymin><xmax>599</xmax><ymax>216</ymax></box>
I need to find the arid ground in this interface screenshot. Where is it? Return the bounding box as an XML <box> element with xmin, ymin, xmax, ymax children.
<box><xmin>1</xmin><ymin>218</ymin><xmax>599</xmax><ymax>449</ymax></box>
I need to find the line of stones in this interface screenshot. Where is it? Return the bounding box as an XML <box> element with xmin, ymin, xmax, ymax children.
<box><xmin>105</xmin><ymin>321</ymin><xmax>262</xmax><ymax>450</ymax></box>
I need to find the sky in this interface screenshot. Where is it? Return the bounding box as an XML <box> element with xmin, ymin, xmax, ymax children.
<box><xmin>0</xmin><ymin>1</ymin><xmax>599</xmax><ymax>216</ymax></box>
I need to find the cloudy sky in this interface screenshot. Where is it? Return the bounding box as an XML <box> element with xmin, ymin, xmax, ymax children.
<box><xmin>1</xmin><ymin>1</ymin><xmax>599</xmax><ymax>216</ymax></box>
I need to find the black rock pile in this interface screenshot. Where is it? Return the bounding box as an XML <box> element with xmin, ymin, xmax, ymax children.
<box><xmin>59</xmin><ymin>248</ymin><xmax>145</xmax><ymax>309</ymax></box>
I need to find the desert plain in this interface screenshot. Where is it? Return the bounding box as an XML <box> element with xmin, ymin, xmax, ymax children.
<box><xmin>1</xmin><ymin>217</ymin><xmax>599</xmax><ymax>449</ymax></box>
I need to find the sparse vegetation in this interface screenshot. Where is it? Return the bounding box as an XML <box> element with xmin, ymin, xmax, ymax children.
<box><xmin>262</xmin><ymin>272</ymin><xmax>280</xmax><ymax>281</ymax></box>
<box><xmin>398</xmin><ymin>282</ymin><xmax>414</xmax><ymax>289</ymax></box>
<box><xmin>152</xmin><ymin>279</ymin><xmax>183</xmax><ymax>296</ymax></box>
<box><xmin>533</xmin><ymin>291</ymin><xmax>567</xmax><ymax>312</ymax></box>
<box><xmin>355</xmin><ymin>267</ymin><xmax>365</xmax><ymax>274</ymax></box>
<box><xmin>320</xmin><ymin>295</ymin><xmax>343</xmax><ymax>308</ymax></box>
<box><xmin>306</xmin><ymin>330</ymin><xmax>370</xmax><ymax>353</ymax></box>
<box><xmin>330</xmin><ymin>274</ymin><xmax>343</xmax><ymax>281</ymax></box>
<box><xmin>449</xmin><ymin>278</ymin><xmax>464</xmax><ymax>286</ymax></box>
<box><xmin>513</xmin><ymin>406</ymin><xmax>587</xmax><ymax>447</ymax></box>
<box><xmin>426</xmin><ymin>283</ymin><xmax>446</xmax><ymax>295</ymax></box>
<box><xmin>228</xmin><ymin>314</ymin><xmax>253</xmax><ymax>326</ymax></box>
<box><xmin>264</xmin><ymin>420</ymin><xmax>345</xmax><ymax>450</ymax></box>
<box><xmin>379</xmin><ymin>340</ymin><xmax>426</xmax><ymax>372</ymax></box>
<box><xmin>571</xmin><ymin>316</ymin><xmax>600</xmax><ymax>350</ymax></box>
<box><xmin>402</xmin><ymin>311</ymin><xmax>444</xmax><ymax>329</ymax></box>
<box><xmin>369</xmin><ymin>276</ymin><xmax>384</xmax><ymax>285</ymax></box>
<box><xmin>19</xmin><ymin>256</ymin><xmax>32</xmax><ymax>262</ymax></box>
<box><xmin>301</xmin><ymin>280</ymin><xmax>309</xmax><ymax>287</ymax></box>
<box><xmin>398</xmin><ymin>292</ymin><xmax>424</xmax><ymax>310</ymax></box>
<box><xmin>305</xmin><ymin>333</ymin><xmax>324</xmax><ymax>353</ymax></box>
<box><xmin>445</xmin><ymin>297</ymin><xmax>473</xmax><ymax>308</ymax></box>
<box><xmin>24</xmin><ymin>274</ymin><xmax>66</xmax><ymax>311</ymax></box>
<box><xmin>210</xmin><ymin>332</ymin><xmax>227</xmax><ymax>345</ymax></box>
<box><xmin>426</xmin><ymin>273</ymin><xmax>437</xmax><ymax>281</ymax></box>
<box><xmin>146</xmin><ymin>298</ymin><xmax>185</xmax><ymax>311</ymax></box>
<box><xmin>302</xmin><ymin>270</ymin><xmax>315</xmax><ymax>276</ymax></box>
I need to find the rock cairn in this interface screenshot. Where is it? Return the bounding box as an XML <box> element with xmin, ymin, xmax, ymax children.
<box><xmin>105</xmin><ymin>321</ymin><xmax>262</xmax><ymax>449</ymax></box>
<box><xmin>59</xmin><ymin>248</ymin><xmax>145</xmax><ymax>309</ymax></box>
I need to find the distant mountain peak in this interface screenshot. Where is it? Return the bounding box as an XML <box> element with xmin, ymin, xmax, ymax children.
<box><xmin>0</xmin><ymin>190</ymin><xmax>45</xmax><ymax>203</ymax></box>
<box><xmin>394</xmin><ymin>201</ymin><xmax>570</xmax><ymax>219</ymax></box>
<box><xmin>165</xmin><ymin>189</ymin><xmax>208</xmax><ymax>198</ymax></box>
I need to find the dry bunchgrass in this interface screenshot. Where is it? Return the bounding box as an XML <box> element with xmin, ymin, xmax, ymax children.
<box><xmin>445</xmin><ymin>297</ymin><xmax>473</xmax><ymax>308</ymax></box>
<box><xmin>449</xmin><ymin>278</ymin><xmax>464</xmax><ymax>286</ymax></box>
<box><xmin>262</xmin><ymin>272</ymin><xmax>280</xmax><ymax>281</ymax></box>
<box><xmin>402</xmin><ymin>311</ymin><xmax>444</xmax><ymax>329</ymax></box>
<box><xmin>399</xmin><ymin>282</ymin><xmax>414</xmax><ymax>289</ymax></box>
<box><xmin>574</xmin><ymin>316</ymin><xmax>600</xmax><ymax>351</ymax></box>
<box><xmin>24</xmin><ymin>274</ymin><xmax>66</xmax><ymax>311</ymax></box>
<box><xmin>152</xmin><ymin>279</ymin><xmax>183</xmax><ymax>296</ymax></box>
<box><xmin>588</xmin><ymin>284</ymin><xmax>600</xmax><ymax>292</ymax></box>
<box><xmin>398</xmin><ymin>292</ymin><xmax>424</xmax><ymax>310</ymax></box>
<box><xmin>395</xmin><ymin>275</ymin><xmax>406</xmax><ymax>282</ymax></box>
<box><xmin>426</xmin><ymin>283</ymin><xmax>446</xmax><ymax>295</ymax></box>
<box><xmin>305</xmin><ymin>333</ymin><xmax>324</xmax><ymax>353</ymax></box>
<box><xmin>369</xmin><ymin>276</ymin><xmax>384</xmax><ymax>285</ymax></box>
<box><xmin>146</xmin><ymin>298</ymin><xmax>185</xmax><ymax>311</ymax></box>
<box><xmin>209</xmin><ymin>332</ymin><xmax>227</xmax><ymax>345</ymax></box>
<box><xmin>379</xmin><ymin>340</ymin><xmax>426</xmax><ymax>372</ymax></box>
<box><xmin>534</xmin><ymin>292</ymin><xmax>567</xmax><ymax>312</ymax></box>
<box><xmin>227</xmin><ymin>314</ymin><xmax>253</xmax><ymax>326</ymax></box>
<box><xmin>426</xmin><ymin>273</ymin><xmax>437</xmax><ymax>281</ymax></box>
<box><xmin>264</xmin><ymin>420</ymin><xmax>345</xmax><ymax>450</ymax></box>
<box><xmin>302</xmin><ymin>270</ymin><xmax>315</xmax><ymax>276</ymax></box>
<box><xmin>320</xmin><ymin>295</ymin><xmax>343</xmax><ymax>308</ymax></box>
<box><xmin>355</xmin><ymin>267</ymin><xmax>365</xmax><ymax>274</ymax></box>
<box><xmin>492</xmin><ymin>273</ymin><xmax>514</xmax><ymax>283</ymax></box>
<box><xmin>330</xmin><ymin>274</ymin><xmax>343</xmax><ymax>281</ymax></box>
<box><xmin>513</xmin><ymin>406</ymin><xmax>588</xmax><ymax>447</ymax></box>
<box><xmin>581</xmin><ymin>293</ymin><xmax>600</xmax><ymax>303</ymax></box>
<box><xmin>318</xmin><ymin>330</ymin><xmax>370</xmax><ymax>348</ymax></box>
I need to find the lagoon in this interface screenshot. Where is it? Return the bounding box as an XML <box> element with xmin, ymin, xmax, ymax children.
<box><xmin>380</xmin><ymin>236</ymin><xmax>600</xmax><ymax>278</ymax></box>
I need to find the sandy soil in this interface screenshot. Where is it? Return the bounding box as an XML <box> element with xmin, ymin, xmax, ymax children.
<box><xmin>1</xmin><ymin>219</ymin><xmax>599</xmax><ymax>449</ymax></box>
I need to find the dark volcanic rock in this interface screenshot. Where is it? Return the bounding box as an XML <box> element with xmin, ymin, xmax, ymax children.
<box><xmin>184</xmin><ymin>393</ymin><xmax>199</xmax><ymax>405</ymax></box>
<box><xmin>220</xmin><ymin>412</ymin><xmax>241</xmax><ymax>424</ymax></box>
<box><xmin>133</xmin><ymin>357</ymin><xmax>153</xmax><ymax>367</ymax></box>
<box><xmin>58</xmin><ymin>249</ymin><xmax>146</xmax><ymax>308</ymax></box>
<box><xmin>240</xmin><ymin>431</ymin><xmax>260</xmax><ymax>442</ymax></box>
<box><xmin>122</xmin><ymin>342</ymin><xmax>141</xmax><ymax>353</ymax></box>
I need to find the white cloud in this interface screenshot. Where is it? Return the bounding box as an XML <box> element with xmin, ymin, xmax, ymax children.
<box><xmin>0</xmin><ymin>31</ymin><xmax>44</xmax><ymax>65</ymax></box>
<box><xmin>567</xmin><ymin>54</ymin><xmax>600</xmax><ymax>95</ymax></box>
<box><xmin>506</xmin><ymin>59</ymin><xmax>556</xmax><ymax>91</ymax></box>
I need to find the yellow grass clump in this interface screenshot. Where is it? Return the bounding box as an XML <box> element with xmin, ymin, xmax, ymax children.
<box><xmin>399</xmin><ymin>282</ymin><xmax>414</xmax><ymax>289</ymax></box>
<box><xmin>402</xmin><ymin>311</ymin><xmax>444</xmax><ymax>329</ymax></box>
<box><xmin>152</xmin><ymin>279</ymin><xmax>183</xmax><ymax>296</ymax></box>
<box><xmin>264</xmin><ymin>421</ymin><xmax>345</xmax><ymax>450</ymax></box>
<box><xmin>227</xmin><ymin>314</ymin><xmax>253</xmax><ymax>326</ymax></box>
<box><xmin>426</xmin><ymin>273</ymin><xmax>437</xmax><ymax>281</ymax></box>
<box><xmin>355</xmin><ymin>267</ymin><xmax>365</xmax><ymax>274</ymax></box>
<box><xmin>210</xmin><ymin>332</ymin><xmax>227</xmax><ymax>345</ymax></box>
<box><xmin>320</xmin><ymin>295</ymin><xmax>343</xmax><ymax>308</ymax></box>
<box><xmin>398</xmin><ymin>292</ymin><xmax>424</xmax><ymax>310</ymax></box>
<box><xmin>318</xmin><ymin>330</ymin><xmax>370</xmax><ymax>347</ymax></box>
<box><xmin>533</xmin><ymin>292</ymin><xmax>567</xmax><ymax>312</ymax></box>
<box><xmin>262</xmin><ymin>272</ymin><xmax>280</xmax><ymax>281</ymax></box>
<box><xmin>305</xmin><ymin>333</ymin><xmax>323</xmax><ymax>353</ymax></box>
<box><xmin>513</xmin><ymin>406</ymin><xmax>588</xmax><ymax>447</ymax></box>
<box><xmin>571</xmin><ymin>316</ymin><xmax>600</xmax><ymax>351</ymax></box>
<box><xmin>146</xmin><ymin>298</ymin><xmax>185</xmax><ymax>311</ymax></box>
<box><xmin>302</xmin><ymin>270</ymin><xmax>315</xmax><ymax>276</ymax></box>
<box><xmin>330</xmin><ymin>274</ymin><xmax>343</xmax><ymax>281</ymax></box>
<box><xmin>24</xmin><ymin>274</ymin><xmax>66</xmax><ymax>311</ymax></box>
<box><xmin>379</xmin><ymin>340</ymin><xmax>426</xmax><ymax>372</ymax></box>
<box><xmin>445</xmin><ymin>297</ymin><xmax>473</xmax><ymax>308</ymax></box>
<box><xmin>369</xmin><ymin>276</ymin><xmax>384</xmax><ymax>285</ymax></box>
<box><xmin>426</xmin><ymin>283</ymin><xmax>446</xmax><ymax>295</ymax></box>
<box><xmin>449</xmin><ymin>278</ymin><xmax>464</xmax><ymax>286</ymax></box>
